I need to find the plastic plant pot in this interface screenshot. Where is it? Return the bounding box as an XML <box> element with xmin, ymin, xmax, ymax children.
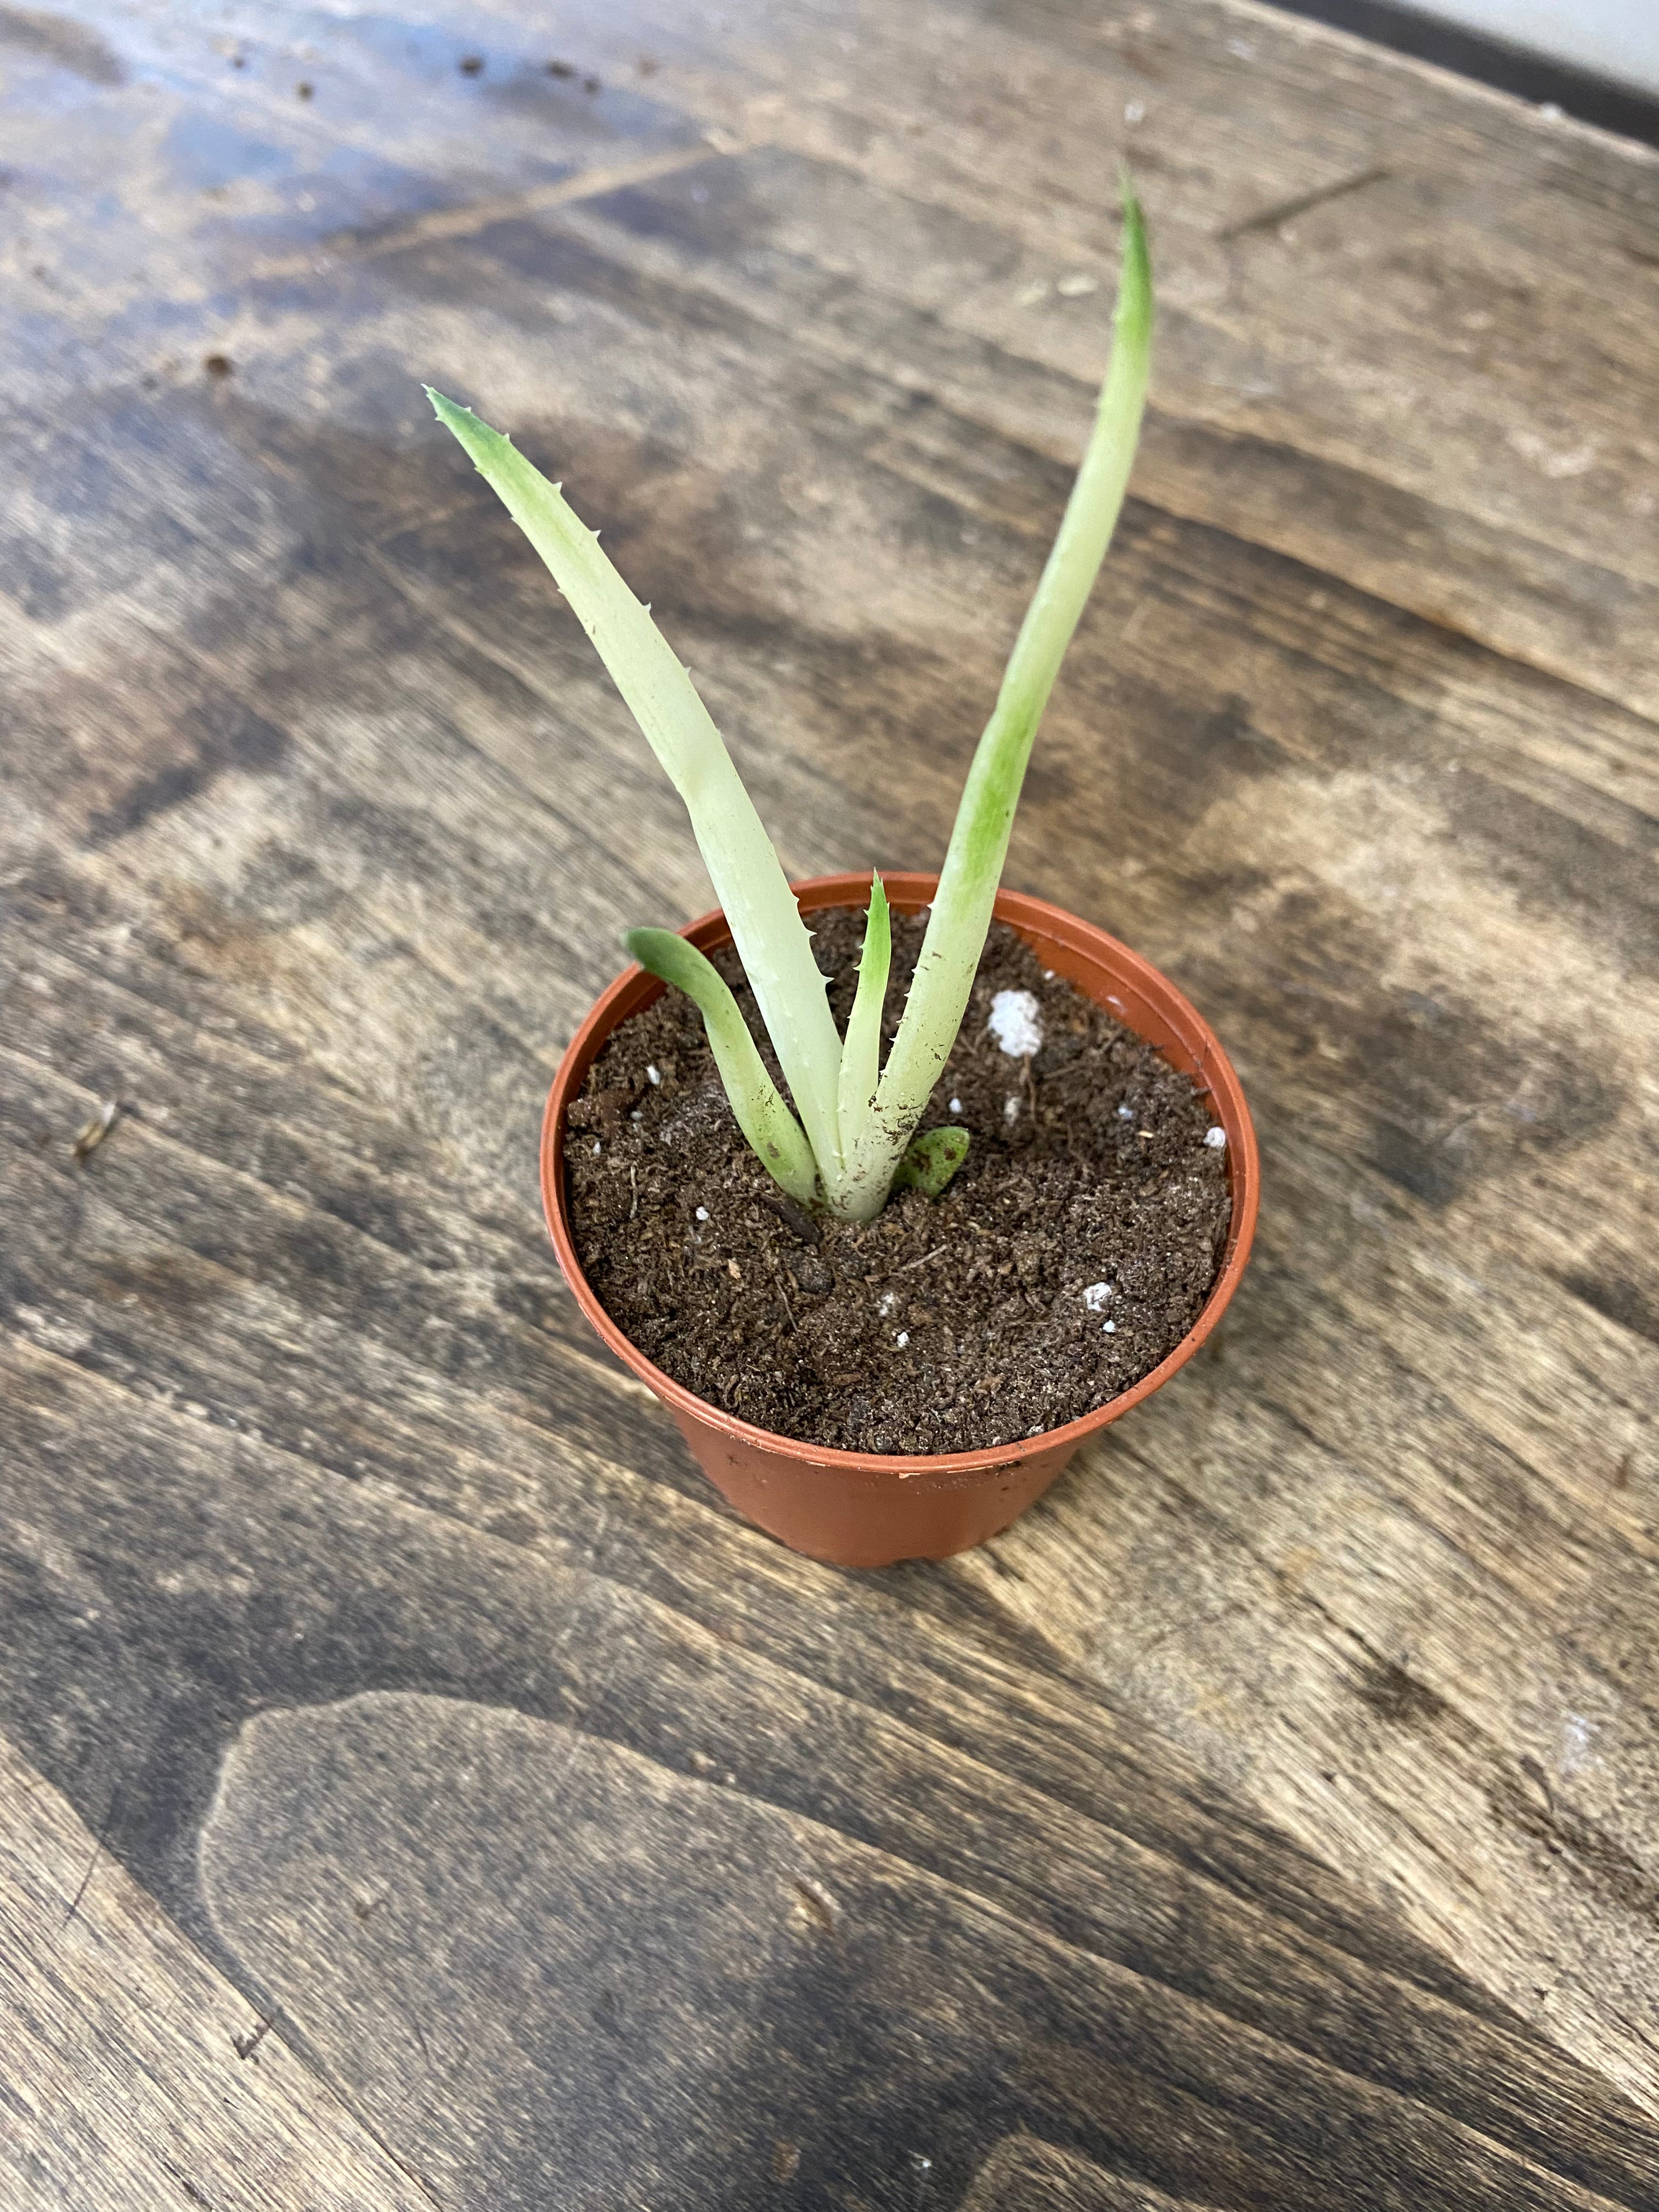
<box><xmin>541</xmin><ymin>872</ymin><xmax>1259</xmax><ymax>1568</ymax></box>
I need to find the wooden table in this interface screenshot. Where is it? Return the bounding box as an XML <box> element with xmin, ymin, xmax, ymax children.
<box><xmin>3</xmin><ymin>1</ymin><xmax>1657</xmax><ymax>2204</ymax></box>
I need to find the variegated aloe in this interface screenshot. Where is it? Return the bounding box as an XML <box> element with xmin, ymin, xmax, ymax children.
<box><xmin>428</xmin><ymin>184</ymin><xmax>1152</xmax><ymax>1223</ymax></box>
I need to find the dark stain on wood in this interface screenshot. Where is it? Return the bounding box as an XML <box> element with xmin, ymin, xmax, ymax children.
<box><xmin>1561</xmin><ymin>1268</ymin><xmax>1659</xmax><ymax>1350</ymax></box>
<box><xmin>88</xmin><ymin>704</ymin><xmax>289</xmax><ymax>844</ymax></box>
<box><xmin>1352</xmin><ymin>1660</ymin><xmax>1451</xmax><ymax>1731</ymax></box>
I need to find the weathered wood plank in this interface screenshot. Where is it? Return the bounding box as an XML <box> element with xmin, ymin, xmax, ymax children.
<box><xmin>960</xmin><ymin>2136</ymin><xmax>1221</xmax><ymax>2211</ymax></box>
<box><xmin>1</xmin><ymin>0</ymin><xmax>1657</xmax><ymax>2195</ymax></box>
<box><xmin>0</xmin><ymin>1727</ymin><xmax>428</xmax><ymax>2211</ymax></box>
<box><xmin>5</xmin><ymin>1334</ymin><xmax>1658</xmax><ymax>2209</ymax></box>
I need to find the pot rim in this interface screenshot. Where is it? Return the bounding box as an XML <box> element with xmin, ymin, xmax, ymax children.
<box><xmin>541</xmin><ymin>871</ymin><xmax>1259</xmax><ymax>1476</ymax></box>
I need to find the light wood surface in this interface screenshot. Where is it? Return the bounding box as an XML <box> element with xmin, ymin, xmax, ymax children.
<box><xmin>2</xmin><ymin>0</ymin><xmax>1657</xmax><ymax>2203</ymax></box>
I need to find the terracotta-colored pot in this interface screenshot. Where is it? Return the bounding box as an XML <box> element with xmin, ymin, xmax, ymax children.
<box><xmin>541</xmin><ymin>873</ymin><xmax>1258</xmax><ymax>1568</ymax></box>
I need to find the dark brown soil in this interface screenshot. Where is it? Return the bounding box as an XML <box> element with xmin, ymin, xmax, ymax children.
<box><xmin>566</xmin><ymin>909</ymin><xmax>1231</xmax><ymax>1455</ymax></box>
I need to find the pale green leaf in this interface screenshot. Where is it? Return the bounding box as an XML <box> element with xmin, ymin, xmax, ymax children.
<box><xmin>625</xmin><ymin>928</ymin><xmax>817</xmax><ymax>1205</ymax></box>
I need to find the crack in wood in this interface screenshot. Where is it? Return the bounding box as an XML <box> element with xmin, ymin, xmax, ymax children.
<box><xmin>1217</xmin><ymin>166</ymin><xmax>1394</xmax><ymax>240</ymax></box>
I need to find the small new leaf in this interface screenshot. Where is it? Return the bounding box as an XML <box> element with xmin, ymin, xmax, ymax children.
<box><xmin>625</xmin><ymin>929</ymin><xmax>818</xmax><ymax>1206</ymax></box>
<box><xmin>892</xmin><ymin>1125</ymin><xmax>970</xmax><ymax>1199</ymax></box>
<box><xmin>836</xmin><ymin>872</ymin><xmax>890</xmax><ymax>1147</ymax></box>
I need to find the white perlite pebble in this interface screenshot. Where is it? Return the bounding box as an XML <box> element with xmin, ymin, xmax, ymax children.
<box><xmin>1103</xmin><ymin>1319</ymin><xmax>1116</xmax><ymax>1334</ymax></box>
<box><xmin>988</xmin><ymin>988</ymin><xmax>1043</xmax><ymax>1058</ymax></box>
<box><xmin>1118</xmin><ymin>1103</ymin><xmax>1134</xmax><ymax>1120</ymax></box>
<box><xmin>1081</xmin><ymin>1282</ymin><xmax>1113</xmax><ymax>1313</ymax></box>
<box><xmin>1205</xmin><ymin>1126</ymin><xmax>1227</xmax><ymax>1149</ymax></box>
<box><xmin>1003</xmin><ymin>1096</ymin><xmax>1020</xmax><ymax>1124</ymax></box>
<box><xmin>646</xmin><ymin>1064</ymin><xmax>661</xmax><ymax>1086</ymax></box>
<box><xmin>895</xmin><ymin>1330</ymin><xmax>910</xmax><ymax>1348</ymax></box>
<box><xmin>592</xmin><ymin>1141</ymin><xmax>602</xmax><ymax>1155</ymax></box>
<box><xmin>879</xmin><ymin>1291</ymin><xmax>896</xmax><ymax>1316</ymax></box>
<box><xmin>695</xmin><ymin>1206</ymin><xmax>710</xmax><ymax>1221</ymax></box>
<box><xmin>949</xmin><ymin>1097</ymin><xmax>962</xmax><ymax>1114</ymax></box>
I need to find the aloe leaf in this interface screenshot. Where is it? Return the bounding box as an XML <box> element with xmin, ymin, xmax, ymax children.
<box><xmin>835</xmin><ymin>873</ymin><xmax>890</xmax><ymax>1153</ymax></box>
<box><xmin>625</xmin><ymin>928</ymin><xmax>817</xmax><ymax>1205</ymax></box>
<box><xmin>892</xmin><ymin>1125</ymin><xmax>970</xmax><ymax>1199</ymax></box>
<box><xmin>855</xmin><ymin>183</ymin><xmax>1153</xmax><ymax>1203</ymax></box>
<box><xmin>427</xmin><ymin>388</ymin><xmax>845</xmax><ymax>1187</ymax></box>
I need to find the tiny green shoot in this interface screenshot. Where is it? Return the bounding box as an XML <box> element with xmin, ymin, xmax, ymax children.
<box><xmin>836</xmin><ymin>871</ymin><xmax>890</xmax><ymax>1149</ymax></box>
<box><xmin>893</xmin><ymin>1125</ymin><xmax>971</xmax><ymax>1199</ymax></box>
<box><xmin>428</xmin><ymin>180</ymin><xmax>1152</xmax><ymax>1222</ymax></box>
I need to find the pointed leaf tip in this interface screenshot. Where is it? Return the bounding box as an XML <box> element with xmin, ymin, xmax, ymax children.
<box><xmin>419</xmin><ymin>356</ymin><xmax>847</xmax><ymax>1194</ymax></box>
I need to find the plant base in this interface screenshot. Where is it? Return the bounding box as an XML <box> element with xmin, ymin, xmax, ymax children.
<box><xmin>542</xmin><ymin>874</ymin><xmax>1259</xmax><ymax>1568</ymax></box>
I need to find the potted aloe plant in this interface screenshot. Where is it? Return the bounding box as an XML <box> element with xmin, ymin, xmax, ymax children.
<box><xmin>429</xmin><ymin>185</ymin><xmax>1257</xmax><ymax>1566</ymax></box>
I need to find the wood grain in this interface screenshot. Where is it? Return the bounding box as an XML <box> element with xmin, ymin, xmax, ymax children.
<box><xmin>7</xmin><ymin>1344</ymin><xmax>1659</xmax><ymax>2207</ymax></box>
<box><xmin>0</xmin><ymin>1726</ymin><xmax>428</xmax><ymax>2210</ymax></box>
<box><xmin>960</xmin><ymin>2136</ymin><xmax>1222</xmax><ymax>2211</ymax></box>
<box><xmin>1</xmin><ymin>0</ymin><xmax>1656</xmax><ymax>2200</ymax></box>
